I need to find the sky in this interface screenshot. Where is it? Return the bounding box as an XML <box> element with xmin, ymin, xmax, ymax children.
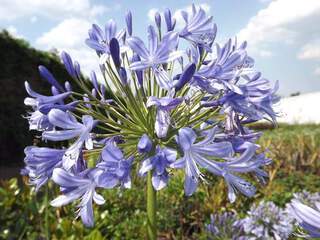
<box><xmin>1</xmin><ymin>0</ymin><xmax>320</xmax><ymax>96</ymax></box>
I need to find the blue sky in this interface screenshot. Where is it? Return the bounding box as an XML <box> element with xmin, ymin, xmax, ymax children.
<box><xmin>1</xmin><ymin>0</ymin><xmax>320</xmax><ymax>96</ymax></box>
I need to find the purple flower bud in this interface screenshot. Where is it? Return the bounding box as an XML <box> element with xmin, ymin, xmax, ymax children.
<box><xmin>61</xmin><ymin>51</ymin><xmax>76</xmax><ymax>78</ymax></box>
<box><xmin>125</xmin><ymin>10</ymin><xmax>133</xmax><ymax>36</ymax></box>
<box><xmin>174</xmin><ymin>63</ymin><xmax>196</xmax><ymax>91</ymax></box>
<box><xmin>164</xmin><ymin>8</ymin><xmax>173</xmax><ymax>31</ymax></box>
<box><xmin>137</xmin><ymin>134</ymin><xmax>152</xmax><ymax>153</ymax></box>
<box><xmin>83</xmin><ymin>94</ymin><xmax>91</xmax><ymax>108</ymax></box>
<box><xmin>110</xmin><ymin>38</ymin><xmax>121</xmax><ymax>68</ymax></box>
<box><xmin>64</xmin><ymin>81</ymin><xmax>72</xmax><ymax>92</ymax></box>
<box><xmin>178</xmin><ymin>56</ymin><xmax>183</xmax><ymax>67</ymax></box>
<box><xmin>90</xmin><ymin>71</ymin><xmax>99</xmax><ymax>91</ymax></box>
<box><xmin>51</xmin><ymin>86</ymin><xmax>60</xmax><ymax>96</ymax></box>
<box><xmin>119</xmin><ymin>67</ymin><xmax>128</xmax><ymax>85</ymax></box>
<box><xmin>92</xmin><ymin>88</ymin><xmax>97</xmax><ymax>98</ymax></box>
<box><xmin>155</xmin><ymin>12</ymin><xmax>161</xmax><ymax>30</ymax></box>
<box><xmin>74</xmin><ymin>61</ymin><xmax>81</xmax><ymax>78</ymax></box>
<box><xmin>38</xmin><ymin>65</ymin><xmax>64</xmax><ymax>92</ymax></box>
<box><xmin>171</xmin><ymin>18</ymin><xmax>176</xmax><ymax>30</ymax></box>
<box><xmin>132</xmin><ymin>53</ymin><xmax>143</xmax><ymax>86</ymax></box>
<box><xmin>100</xmin><ymin>84</ymin><xmax>106</xmax><ymax>99</ymax></box>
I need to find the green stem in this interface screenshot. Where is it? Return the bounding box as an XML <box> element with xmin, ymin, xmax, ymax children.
<box><xmin>147</xmin><ymin>172</ymin><xmax>157</xmax><ymax>240</ymax></box>
<box><xmin>45</xmin><ymin>184</ymin><xmax>50</xmax><ymax>240</ymax></box>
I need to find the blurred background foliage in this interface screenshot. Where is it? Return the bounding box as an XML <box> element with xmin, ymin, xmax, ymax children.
<box><xmin>0</xmin><ymin>32</ymin><xmax>319</xmax><ymax>239</ymax></box>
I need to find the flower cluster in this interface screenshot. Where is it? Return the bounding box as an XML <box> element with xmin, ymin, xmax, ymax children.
<box><xmin>207</xmin><ymin>192</ymin><xmax>320</xmax><ymax>239</ymax></box>
<box><xmin>206</xmin><ymin>211</ymin><xmax>246</xmax><ymax>240</ymax></box>
<box><xmin>241</xmin><ymin>201</ymin><xmax>294</xmax><ymax>240</ymax></box>
<box><xmin>21</xmin><ymin>4</ymin><xmax>278</xmax><ymax>226</ymax></box>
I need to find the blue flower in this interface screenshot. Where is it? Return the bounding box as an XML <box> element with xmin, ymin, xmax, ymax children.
<box><xmin>203</xmin><ymin>72</ymin><xmax>279</xmax><ymax>125</ymax></box>
<box><xmin>139</xmin><ymin>146</ymin><xmax>177</xmax><ymax>190</ymax></box>
<box><xmin>290</xmin><ymin>200</ymin><xmax>320</xmax><ymax>238</ymax></box>
<box><xmin>172</xmin><ymin>127</ymin><xmax>261</xmax><ymax>201</ymax></box>
<box><xmin>24</xmin><ymin>81</ymin><xmax>75</xmax><ymax>131</ymax></box>
<box><xmin>147</xmin><ymin>96</ymin><xmax>183</xmax><ymax>138</ymax></box>
<box><xmin>96</xmin><ymin>142</ymin><xmax>133</xmax><ymax>189</ymax></box>
<box><xmin>194</xmin><ymin>39</ymin><xmax>248</xmax><ymax>93</ymax></box>
<box><xmin>171</xmin><ymin>127</ymin><xmax>234</xmax><ymax>196</ymax></box>
<box><xmin>23</xmin><ymin>146</ymin><xmax>65</xmax><ymax>191</ymax></box>
<box><xmin>127</xmin><ymin>25</ymin><xmax>184</xmax><ymax>89</ymax></box>
<box><xmin>42</xmin><ymin>109</ymin><xmax>98</xmax><ymax>170</ymax></box>
<box><xmin>179</xmin><ymin>4</ymin><xmax>217</xmax><ymax>51</ymax></box>
<box><xmin>138</xmin><ymin>134</ymin><xmax>153</xmax><ymax>153</ymax></box>
<box><xmin>85</xmin><ymin>20</ymin><xmax>126</xmax><ymax>55</ymax></box>
<box><xmin>50</xmin><ymin>168</ymin><xmax>105</xmax><ymax>227</ymax></box>
<box><xmin>24</xmin><ymin>82</ymin><xmax>71</xmax><ymax>112</ymax></box>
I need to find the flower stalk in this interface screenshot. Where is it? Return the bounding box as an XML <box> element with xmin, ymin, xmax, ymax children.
<box><xmin>147</xmin><ymin>171</ymin><xmax>157</xmax><ymax>240</ymax></box>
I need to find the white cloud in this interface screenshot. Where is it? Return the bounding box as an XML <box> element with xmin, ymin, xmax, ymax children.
<box><xmin>147</xmin><ymin>8</ymin><xmax>159</xmax><ymax>22</ymax></box>
<box><xmin>298</xmin><ymin>40</ymin><xmax>320</xmax><ymax>60</ymax></box>
<box><xmin>314</xmin><ymin>66</ymin><xmax>320</xmax><ymax>76</ymax></box>
<box><xmin>30</xmin><ymin>16</ymin><xmax>38</xmax><ymax>23</ymax></box>
<box><xmin>6</xmin><ymin>25</ymin><xmax>24</xmax><ymax>38</ymax></box>
<box><xmin>0</xmin><ymin>0</ymin><xmax>108</xmax><ymax>21</ymax></box>
<box><xmin>259</xmin><ymin>50</ymin><xmax>273</xmax><ymax>57</ymax></box>
<box><xmin>36</xmin><ymin>18</ymin><xmax>99</xmax><ymax>76</ymax></box>
<box><xmin>238</xmin><ymin>0</ymin><xmax>320</xmax><ymax>58</ymax></box>
<box><xmin>258</xmin><ymin>0</ymin><xmax>272</xmax><ymax>3</ymax></box>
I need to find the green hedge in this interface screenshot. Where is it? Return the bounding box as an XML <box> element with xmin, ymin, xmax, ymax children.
<box><xmin>0</xmin><ymin>30</ymin><xmax>73</xmax><ymax>166</ymax></box>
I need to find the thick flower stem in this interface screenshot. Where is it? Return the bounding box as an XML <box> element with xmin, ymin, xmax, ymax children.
<box><xmin>147</xmin><ymin>171</ymin><xmax>157</xmax><ymax>240</ymax></box>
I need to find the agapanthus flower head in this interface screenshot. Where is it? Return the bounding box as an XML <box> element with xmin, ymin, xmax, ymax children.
<box><xmin>21</xmin><ymin>4</ymin><xmax>278</xmax><ymax>227</ymax></box>
<box><xmin>206</xmin><ymin>211</ymin><xmax>247</xmax><ymax>240</ymax></box>
<box><xmin>241</xmin><ymin>201</ymin><xmax>294</xmax><ymax>240</ymax></box>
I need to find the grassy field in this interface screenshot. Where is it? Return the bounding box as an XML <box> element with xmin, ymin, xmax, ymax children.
<box><xmin>1</xmin><ymin>124</ymin><xmax>319</xmax><ymax>239</ymax></box>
